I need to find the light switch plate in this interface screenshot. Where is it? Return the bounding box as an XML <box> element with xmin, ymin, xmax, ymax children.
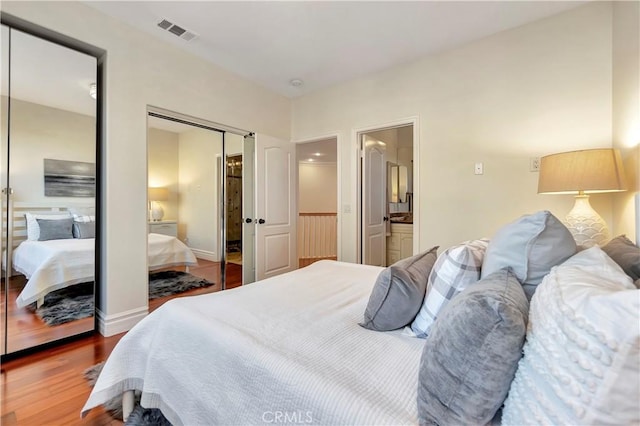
<box><xmin>474</xmin><ymin>162</ymin><xmax>483</xmax><ymax>175</ymax></box>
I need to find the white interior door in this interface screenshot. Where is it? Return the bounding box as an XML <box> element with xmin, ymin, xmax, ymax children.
<box><xmin>362</xmin><ymin>135</ymin><xmax>387</xmax><ymax>266</ymax></box>
<box><xmin>255</xmin><ymin>134</ymin><xmax>296</xmax><ymax>280</ymax></box>
<box><xmin>242</xmin><ymin>135</ymin><xmax>256</xmax><ymax>284</ymax></box>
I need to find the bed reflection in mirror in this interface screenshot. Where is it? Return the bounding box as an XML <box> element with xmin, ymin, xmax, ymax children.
<box><xmin>1</xmin><ymin>26</ymin><xmax>98</xmax><ymax>353</ymax></box>
<box><xmin>146</xmin><ymin>112</ymin><xmax>232</xmax><ymax>309</ymax></box>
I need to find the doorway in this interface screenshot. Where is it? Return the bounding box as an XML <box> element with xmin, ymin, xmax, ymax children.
<box><xmin>358</xmin><ymin>121</ymin><xmax>417</xmax><ymax>266</ymax></box>
<box><xmin>296</xmin><ymin>138</ymin><xmax>338</xmax><ymax>268</ymax></box>
<box><xmin>226</xmin><ymin>154</ymin><xmax>243</xmax><ymax>265</ymax></box>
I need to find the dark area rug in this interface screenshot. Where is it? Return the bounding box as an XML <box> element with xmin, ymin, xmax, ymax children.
<box><xmin>32</xmin><ymin>271</ymin><xmax>213</xmax><ymax>326</ymax></box>
<box><xmin>84</xmin><ymin>362</ymin><xmax>172</xmax><ymax>426</ymax></box>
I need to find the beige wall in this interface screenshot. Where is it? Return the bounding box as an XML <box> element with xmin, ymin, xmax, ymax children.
<box><xmin>2</xmin><ymin>98</ymin><xmax>95</xmax><ymax>208</ymax></box>
<box><xmin>147</xmin><ymin>127</ymin><xmax>179</xmax><ymax>222</ymax></box>
<box><xmin>299</xmin><ymin>163</ymin><xmax>338</xmax><ymax>213</ymax></box>
<box><xmin>2</xmin><ymin>1</ymin><xmax>291</xmax><ymax>335</ymax></box>
<box><xmin>292</xmin><ymin>2</ymin><xmax>615</xmax><ymax>259</ymax></box>
<box><xmin>612</xmin><ymin>1</ymin><xmax>640</xmax><ymax>243</ymax></box>
<box><xmin>178</xmin><ymin>128</ymin><xmax>223</xmax><ymax>258</ymax></box>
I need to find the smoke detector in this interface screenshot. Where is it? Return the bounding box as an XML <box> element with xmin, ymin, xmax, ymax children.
<box><xmin>157</xmin><ymin>19</ymin><xmax>198</xmax><ymax>42</ymax></box>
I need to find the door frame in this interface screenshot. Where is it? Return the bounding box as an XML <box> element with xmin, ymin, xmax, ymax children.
<box><xmin>292</xmin><ymin>133</ymin><xmax>342</xmax><ymax>262</ymax></box>
<box><xmin>353</xmin><ymin>117</ymin><xmax>420</xmax><ymax>264</ymax></box>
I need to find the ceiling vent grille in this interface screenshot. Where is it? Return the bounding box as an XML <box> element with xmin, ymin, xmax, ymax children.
<box><xmin>157</xmin><ymin>19</ymin><xmax>197</xmax><ymax>42</ymax></box>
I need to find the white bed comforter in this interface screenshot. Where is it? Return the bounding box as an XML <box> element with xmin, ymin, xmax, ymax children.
<box><xmin>82</xmin><ymin>260</ymin><xmax>426</xmax><ymax>425</ymax></box>
<box><xmin>14</xmin><ymin>233</ymin><xmax>197</xmax><ymax>308</ymax></box>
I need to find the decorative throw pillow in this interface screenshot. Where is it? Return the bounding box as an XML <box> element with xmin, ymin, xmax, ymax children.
<box><xmin>73</xmin><ymin>221</ymin><xmax>96</xmax><ymax>239</ymax></box>
<box><xmin>37</xmin><ymin>217</ymin><xmax>74</xmax><ymax>241</ymax></box>
<box><xmin>25</xmin><ymin>212</ymin><xmax>72</xmax><ymax>240</ymax></box>
<box><xmin>410</xmin><ymin>238</ymin><xmax>489</xmax><ymax>338</ymax></box>
<box><xmin>68</xmin><ymin>206</ymin><xmax>95</xmax><ymax>217</ymax></box>
<box><xmin>502</xmin><ymin>246</ymin><xmax>638</xmax><ymax>425</ymax></box>
<box><xmin>360</xmin><ymin>246</ymin><xmax>438</xmax><ymax>331</ymax></box>
<box><xmin>72</xmin><ymin>214</ymin><xmax>96</xmax><ymax>223</ymax></box>
<box><xmin>481</xmin><ymin>210</ymin><xmax>576</xmax><ymax>299</ymax></box>
<box><xmin>602</xmin><ymin>235</ymin><xmax>640</xmax><ymax>283</ymax></box>
<box><xmin>417</xmin><ymin>268</ymin><xmax>529</xmax><ymax>425</ymax></box>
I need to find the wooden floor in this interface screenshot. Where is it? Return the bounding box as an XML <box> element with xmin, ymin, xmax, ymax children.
<box><xmin>0</xmin><ymin>261</ymin><xmax>242</xmax><ymax>425</ymax></box>
<box><xmin>1</xmin><ymin>260</ymin><xmax>240</xmax><ymax>354</ymax></box>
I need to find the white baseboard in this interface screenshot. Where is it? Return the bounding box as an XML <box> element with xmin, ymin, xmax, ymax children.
<box><xmin>191</xmin><ymin>248</ymin><xmax>218</xmax><ymax>262</ymax></box>
<box><xmin>97</xmin><ymin>306</ymin><xmax>148</xmax><ymax>337</ymax></box>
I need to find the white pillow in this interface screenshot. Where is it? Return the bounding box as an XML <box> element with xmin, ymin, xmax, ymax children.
<box><xmin>68</xmin><ymin>206</ymin><xmax>95</xmax><ymax>216</ymax></box>
<box><xmin>25</xmin><ymin>212</ymin><xmax>72</xmax><ymax>241</ymax></box>
<box><xmin>502</xmin><ymin>246</ymin><xmax>639</xmax><ymax>425</ymax></box>
<box><xmin>72</xmin><ymin>214</ymin><xmax>95</xmax><ymax>223</ymax></box>
<box><xmin>410</xmin><ymin>238</ymin><xmax>489</xmax><ymax>338</ymax></box>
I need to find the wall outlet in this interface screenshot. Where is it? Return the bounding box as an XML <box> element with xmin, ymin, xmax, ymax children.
<box><xmin>474</xmin><ymin>162</ymin><xmax>484</xmax><ymax>175</ymax></box>
<box><xmin>530</xmin><ymin>157</ymin><xmax>541</xmax><ymax>172</ymax></box>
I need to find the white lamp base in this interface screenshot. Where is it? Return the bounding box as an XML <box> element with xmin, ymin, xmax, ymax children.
<box><xmin>151</xmin><ymin>202</ymin><xmax>164</xmax><ymax>222</ymax></box>
<box><xmin>564</xmin><ymin>194</ymin><xmax>609</xmax><ymax>247</ymax></box>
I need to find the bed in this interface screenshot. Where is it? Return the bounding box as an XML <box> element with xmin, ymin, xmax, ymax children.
<box><xmin>83</xmin><ymin>260</ymin><xmax>424</xmax><ymax>425</ymax></box>
<box><xmin>14</xmin><ymin>233</ymin><xmax>197</xmax><ymax>308</ymax></box>
<box><xmin>82</xmin><ymin>211</ymin><xmax>640</xmax><ymax>426</ymax></box>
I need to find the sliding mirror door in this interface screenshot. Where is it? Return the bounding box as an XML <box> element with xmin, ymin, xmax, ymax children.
<box><xmin>146</xmin><ymin>113</ymin><xmax>224</xmax><ymax>308</ymax></box>
<box><xmin>2</xmin><ymin>25</ymin><xmax>98</xmax><ymax>354</ymax></box>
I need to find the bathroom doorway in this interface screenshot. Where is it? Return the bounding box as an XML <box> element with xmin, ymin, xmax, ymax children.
<box><xmin>358</xmin><ymin>120</ymin><xmax>418</xmax><ymax>266</ymax></box>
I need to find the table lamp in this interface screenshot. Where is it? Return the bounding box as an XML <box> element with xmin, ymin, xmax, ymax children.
<box><xmin>148</xmin><ymin>187</ymin><xmax>169</xmax><ymax>222</ymax></box>
<box><xmin>538</xmin><ymin>148</ymin><xmax>627</xmax><ymax>246</ymax></box>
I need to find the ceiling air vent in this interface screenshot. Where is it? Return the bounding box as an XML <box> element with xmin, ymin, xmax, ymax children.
<box><xmin>156</xmin><ymin>19</ymin><xmax>198</xmax><ymax>42</ymax></box>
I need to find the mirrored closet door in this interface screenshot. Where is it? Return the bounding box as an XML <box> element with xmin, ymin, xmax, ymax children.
<box><xmin>146</xmin><ymin>111</ymin><xmax>257</xmax><ymax>298</ymax></box>
<box><xmin>1</xmin><ymin>23</ymin><xmax>99</xmax><ymax>355</ymax></box>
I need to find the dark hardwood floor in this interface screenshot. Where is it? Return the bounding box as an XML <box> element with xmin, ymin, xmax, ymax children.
<box><xmin>0</xmin><ymin>261</ymin><xmax>242</xmax><ymax>425</ymax></box>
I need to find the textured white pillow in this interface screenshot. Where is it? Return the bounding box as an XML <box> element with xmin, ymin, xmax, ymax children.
<box><xmin>502</xmin><ymin>246</ymin><xmax>639</xmax><ymax>425</ymax></box>
<box><xmin>24</xmin><ymin>212</ymin><xmax>72</xmax><ymax>241</ymax></box>
<box><xmin>410</xmin><ymin>239</ymin><xmax>489</xmax><ymax>338</ymax></box>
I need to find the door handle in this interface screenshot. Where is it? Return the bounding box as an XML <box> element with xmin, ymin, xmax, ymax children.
<box><xmin>258</xmin><ymin>218</ymin><xmax>266</xmax><ymax>224</ymax></box>
<box><xmin>383</xmin><ymin>216</ymin><xmax>389</xmax><ymax>222</ymax></box>
<box><xmin>244</xmin><ymin>218</ymin><xmax>253</xmax><ymax>224</ymax></box>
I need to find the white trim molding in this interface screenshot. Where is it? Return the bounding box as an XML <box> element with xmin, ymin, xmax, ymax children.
<box><xmin>191</xmin><ymin>248</ymin><xmax>218</xmax><ymax>262</ymax></box>
<box><xmin>97</xmin><ymin>306</ymin><xmax>148</xmax><ymax>337</ymax></box>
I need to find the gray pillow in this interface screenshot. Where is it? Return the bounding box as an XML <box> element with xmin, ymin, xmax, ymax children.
<box><xmin>36</xmin><ymin>217</ymin><xmax>74</xmax><ymax>241</ymax></box>
<box><xmin>360</xmin><ymin>246</ymin><xmax>438</xmax><ymax>331</ymax></box>
<box><xmin>417</xmin><ymin>268</ymin><xmax>529</xmax><ymax>426</ymax></box>
<box><xmin>481</xmin><ymin>210</ymin><xmax>576</xmax><ymax>299</ymax></box>
<box><xmin>73</xmin><ymin>221</ymin><xmax>96</xmax><ymax>239</ymax></box>
<box><xmin>602</xmin><ymin>235</ymin><xmax>640</xmax><ymax>283</ymax></box>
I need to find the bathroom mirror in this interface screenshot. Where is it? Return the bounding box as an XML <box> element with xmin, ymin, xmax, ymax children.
<box><xmin>389</xmin><ymin>164</ymin><xmax>408</xmax><ymax>203</ymax></box>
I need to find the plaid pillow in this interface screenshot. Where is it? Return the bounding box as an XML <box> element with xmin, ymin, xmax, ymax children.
<box><xmin>73</xmin><ymin>214</ymin><xmax>95</xmax><ymax>223</ymax></box>
<box><xmin>411</xmin><ymin>238</ymin><xmax>489</xmax><ymax>338</ymax></box>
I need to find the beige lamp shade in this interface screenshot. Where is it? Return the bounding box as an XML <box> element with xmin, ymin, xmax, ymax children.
<box><xmin>537</xmin><ymin>148</ymin><xmax>628</xmax><ymax>247</ymax></box>
<box><xmin>538</xmin><ymin>148</ymin><xmax>627</xmax><ymax>194</ymax></box>
<box><xmin>148</xmin><ymin>187</ymin><xmax>169</xmax><ymax>201</ymax></box>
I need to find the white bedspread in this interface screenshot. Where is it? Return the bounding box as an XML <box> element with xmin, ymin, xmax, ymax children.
<box><xmin>14</xmin><ymin>233</ymin><xmax>197</xmax><ymax>308</ymax></box>
<box><xmin>82</xmin><ymin>260</ymin><xmax>426</xmax><ymax>425</ymax></box>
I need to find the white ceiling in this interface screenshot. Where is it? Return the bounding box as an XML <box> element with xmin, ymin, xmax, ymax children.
<box><xmin>85</xmin><ymin>1</ymin><xmax>587</xmax><ymax>98</ymax></box>
<box><xmin>2</xmin><ymin>25</ymin><xmax>97</xmax><ymax>116</ymax></box>
<box><xmin>297</xmin><ymin>138</ymin><xmax>337</xmax><ymax>163</ymax></box>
